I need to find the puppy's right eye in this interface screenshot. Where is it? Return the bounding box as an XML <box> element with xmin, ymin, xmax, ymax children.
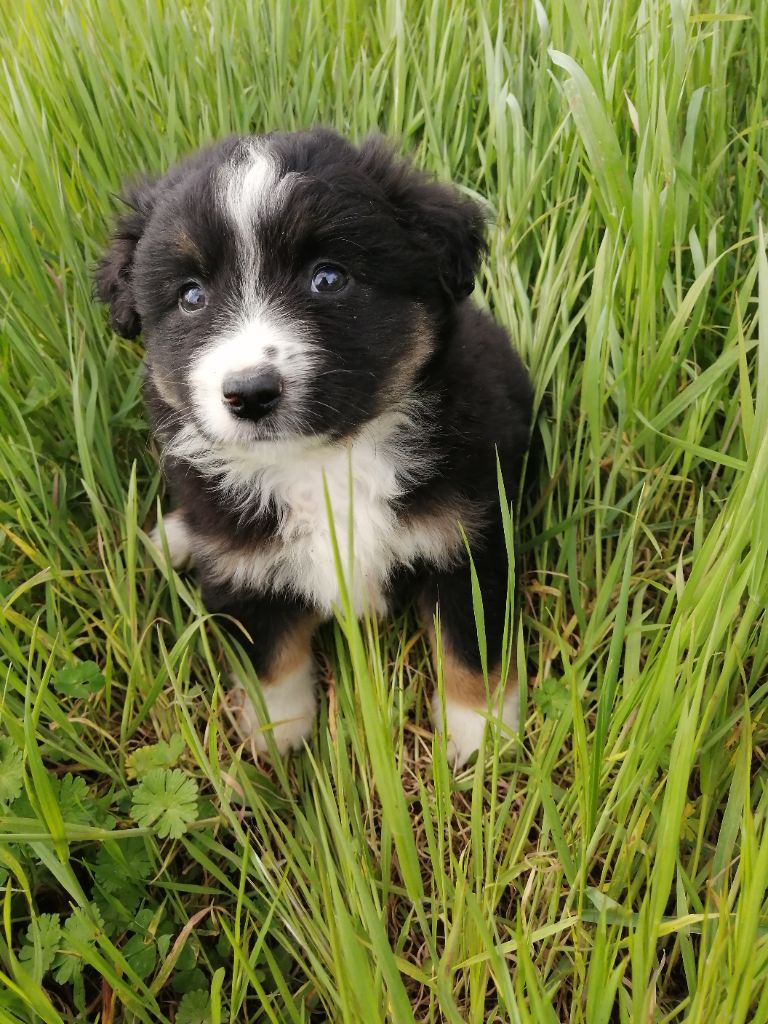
<box><xmin>179</xmin><ymin>281</ymin><xmax>206</xmax><ymax>313</ymax></box>
<box><xmin>311</xmin><ymin>264</ymin><xmax>349</xmax><ymax>294</ymax></box>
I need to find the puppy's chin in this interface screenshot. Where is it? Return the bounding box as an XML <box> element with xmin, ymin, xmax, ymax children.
<box><xmin>193</xmin><ymin>404</ymin><xmax>305</xmax><ymax>449</ymax></box>
<box><xmin>217</xmin><ymin>414</ymin><xmax>289</xmax><ymax>447</ymax></box>
<box><xmin>169</xmin><ymin>408</ymin><xmax>329</xmax><ymax>475</ymax></box>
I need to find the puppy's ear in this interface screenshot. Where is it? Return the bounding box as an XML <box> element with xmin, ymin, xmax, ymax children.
<box><xmin>94</xmin><ymin>179</ymin><xmax>157</xmax><ymax>338</ymax></box>
<box><xmin>358</xmin><ymin>136</ymin><xmax>487</xmax><ymax>300</ymax></box>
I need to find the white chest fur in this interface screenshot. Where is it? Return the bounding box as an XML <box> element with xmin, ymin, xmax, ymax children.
<box><xmin>173</xmin><ymin>414</ymin><xmax>462</xmax><ymax>616</ymax></box>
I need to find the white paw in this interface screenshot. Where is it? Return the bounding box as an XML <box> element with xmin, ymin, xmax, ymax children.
<box><xmin>229</xmin><ymin>659</ymin><xmax>317</xmax><ymax>756</ymax></box>
<box><xmin>432</xmin><ymin>686</ymin><xmax>518</xmax><ymax>768</ymax></box>
<box><xmin>149</xmin><ymin>510</ymin><xmax>193</xmax><ymax>569</ymax></box>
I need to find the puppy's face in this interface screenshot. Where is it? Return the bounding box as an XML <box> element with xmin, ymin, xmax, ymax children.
<box><xmin>96</xmin><ymin>130</ymin><xmax>485</xmax><ymax>447</ymax></box>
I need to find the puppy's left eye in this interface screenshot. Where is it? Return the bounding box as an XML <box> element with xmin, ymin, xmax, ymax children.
<box><xmin>310</xmin><ymin>264</ymin><xmax>349</xmax><ymax>294</ymax></box>
<box><xmin>179</xmin><ymin>281</ymin><xmax>206</xmax><ymax>313</ymax></box>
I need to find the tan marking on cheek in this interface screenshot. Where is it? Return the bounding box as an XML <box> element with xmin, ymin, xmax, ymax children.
<box><xmin>409</xmin><ymin>310</ymin><xmax>437</xmax><ymax>371</ymax></box>
<box><xmin>148</xmin><ymin>364</ymin><xmax>183</xmax><ymax>411</ymax></box>
<box><xmin>385</xmin><ymin>308</ymin><xmax>436</xmax><ymax>403</ymax></box>
<box><xmin>262</xmin><ymin>615</ymin><xmax>319</xmax><ymax>685</ymax></box>
<box><xmin>174</xmin><ymin>230</ymin><xmax>203</xmax><ymax>261</ymax></box>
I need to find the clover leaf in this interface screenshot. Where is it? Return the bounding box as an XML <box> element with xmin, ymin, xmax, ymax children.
<box><xmin>126</xmin><ymin>733</ymin><xmax>185</xmax><ymax>780</ymax></box>
<box><xmin>54</xmin><ymin>773</ymin><xmax>92</xmax><ymax>825</ymax></box>
<box><xmin>52</xmin><ymin>905</ymin><xmax>104</xmax><ymax>984</ymax></box>
<box><xmin>176</xmin><ymin>989</ymin><xmax>211</xmax><ymax>1024</ymax></box>
<box><xmin>113</xmin><ymin>907</ymin><xmax>172</xmax><ymax>980</ymax></box>
<box><xmin>54</xmin><ymin>661</ymin><xmax>105</xmax><ymax>699</ymax></box>
<box><xmin>130</xmin><ymin>768</ymin><xmax>199</xmax><ymax>839</ymax></box>
<box><xmin>19</xmin><ymin>913</ymin><xmax>61</xmax><ymax>975</ymax></box>
<box><xmin>93</xmin><ymin>837</ymin><xmax>152</xmax><ymax>893</ymax></box>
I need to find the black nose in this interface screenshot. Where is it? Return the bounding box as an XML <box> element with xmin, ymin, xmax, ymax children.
<box><xmin>222</xmin><ymin>370</ymin><xmax>283</xmax><ymax>421</ymax></box>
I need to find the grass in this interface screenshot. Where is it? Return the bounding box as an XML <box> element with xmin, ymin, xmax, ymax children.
<box><xmin>0</xmin><ymin>0</ymin><xmax>767</xmax><ymax>1020</ymax></box>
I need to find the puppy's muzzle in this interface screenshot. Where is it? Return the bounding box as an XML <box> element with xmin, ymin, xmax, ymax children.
<box><xmin>222</xmin><ymin>369</ymin><xmax>283</xmax><ymax>422</ymax></box>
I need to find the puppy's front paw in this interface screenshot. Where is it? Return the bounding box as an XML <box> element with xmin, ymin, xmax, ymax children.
<box><xmin>229</xmin><ymin>659</ymin><xmax>317</xmax><ymax>756</ymax></box>
<box><xmin>149</xmin><ymin>509</ymin><xmax>193</xmax><ymax>569</ymax></box>
<box><xmin>432</xmin><ymin>687</ymin><xmax>518</xmax><ymax>769</ymax></box>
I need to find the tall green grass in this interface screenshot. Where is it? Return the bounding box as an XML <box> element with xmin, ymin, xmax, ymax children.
<box><xmin>1</xmin><ymin>0</ymin><xmax>767</xmax><ymax>1020</ymax></box>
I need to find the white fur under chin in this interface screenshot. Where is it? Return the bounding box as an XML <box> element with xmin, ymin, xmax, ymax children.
<box><xmin>149</xmin><ymin>510</ymin><xmax>194</xmax><ymax>569</ymax></box>
<box><xmin>229</xmin><ymin>658</ymin><xmax>317</xmax><ymax>756</ymax></box>
<box><xmin>164</xmin><ymin>408</ymin><xmax>457</xmax><ymax>617</ymax></box>
<box><xmin>432</xmin><ymin>686</ymin><xmax>519</xmax><ymax>768</ymax></box>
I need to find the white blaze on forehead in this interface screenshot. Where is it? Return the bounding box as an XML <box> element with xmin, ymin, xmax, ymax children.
<box><xmin>222</xmin><ymin>145</ymin><xmax>282</xmax><ymax>240</ymax></box>
<box><xmin>218</xmin><ymin>141</ymin><xmax>297</xmax><ymax>316</ymax></box>
<box><xmin>199</xmin><ymin>142</ymin><xmax>310</xmax><ymax>445</ymax></box>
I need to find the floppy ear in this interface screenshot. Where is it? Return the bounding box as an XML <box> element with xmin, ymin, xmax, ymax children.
<box><xmin>94</xmin><ymin>179</ymin><xmax>157</xmax><ymax>339</ymax></box>
<box><xmin>357</xmin><ymin>136</ymin><xmax>487</xmax><ymax>300</ymax></box>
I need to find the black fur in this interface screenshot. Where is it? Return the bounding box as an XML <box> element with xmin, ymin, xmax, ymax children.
<box><xmin>96</xmin><ymin>127</ymin><xmax>533</xmax><ymax>691</ymax></box>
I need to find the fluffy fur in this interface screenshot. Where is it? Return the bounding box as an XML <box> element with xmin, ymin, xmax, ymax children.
<box><xmin>96</xmin><ymin>128</ymin><xmax>533</xmax><ymax>767</ymax></box>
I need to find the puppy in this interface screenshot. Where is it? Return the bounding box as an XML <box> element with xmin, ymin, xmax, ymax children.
<box><xmin>96</xmin><ymin>129</ymin><xmax>533</xmax><ymax>767</ymax></box>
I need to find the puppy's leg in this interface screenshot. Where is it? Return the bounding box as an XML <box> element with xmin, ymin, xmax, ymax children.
<box><xmin>420</xmin><ymin>531</ymin><xmax>518</xmax><ymax>768</ymax></box>
<box><xmin>149</xmin><ymin>509</ymin><xmax>194</xmax><ymax>569</ymax></box>
<box><xmin>229</xmin><ymin>621</ymin><xmax>318</xmax><ymax>756</ymax></box>
<box><xmin>203</xmin><ymin>584</ymin><xmax>319</xmax><ymax>756</ymax></box>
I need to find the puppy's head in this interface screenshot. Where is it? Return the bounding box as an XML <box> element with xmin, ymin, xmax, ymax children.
<box><xmin>96</xmin><ymin>129</ymin><xmax>486</xmax><ymax>447</ymax></box>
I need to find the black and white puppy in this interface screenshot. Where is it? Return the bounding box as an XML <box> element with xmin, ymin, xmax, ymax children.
<box><xmin>96</xmin><ymin>128</ymin><xmax>533</xmax><ymax>767</ymax></box>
